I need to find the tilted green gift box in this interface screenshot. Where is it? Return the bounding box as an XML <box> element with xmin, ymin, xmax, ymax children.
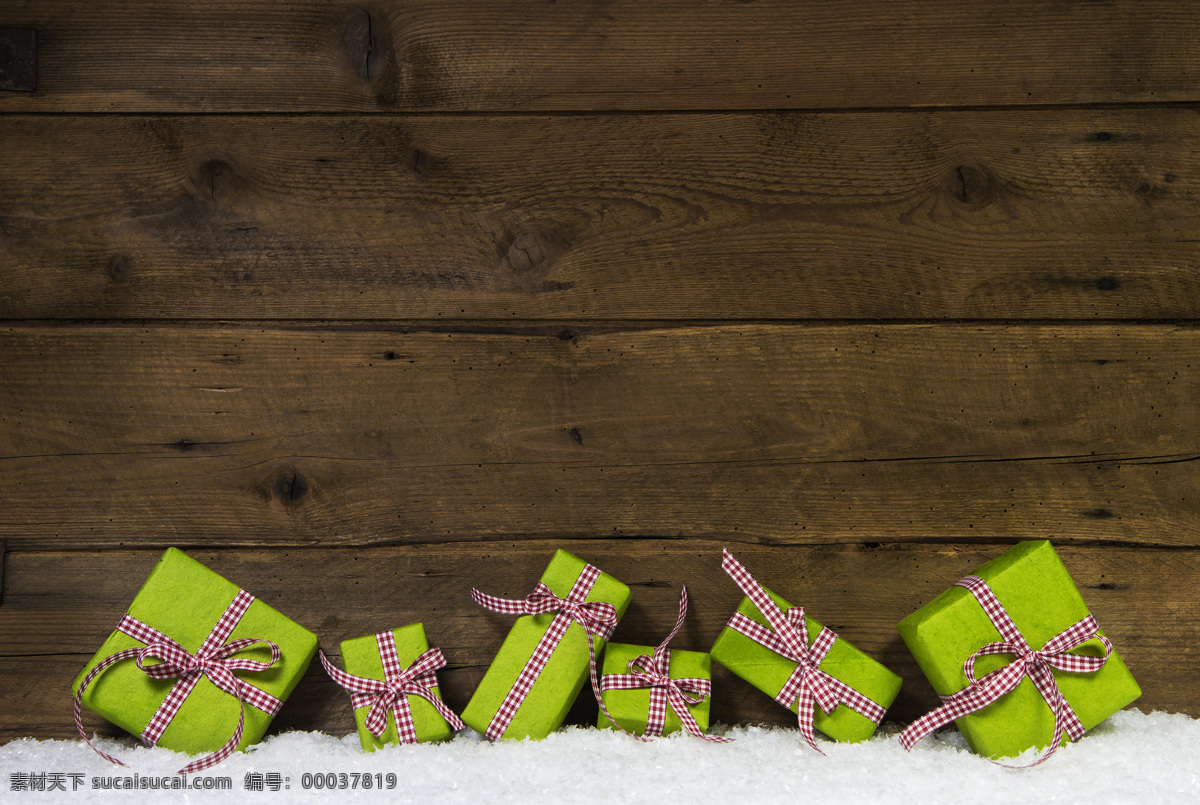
<box><xmin>72</xmin><ymin>548</ymin><xmax>318</xmax><ymax>757</ymax></box>
<box><xmin>596</xmin><ymin>643</ymin><xmax>712</xmax><ymax>736</ymax></box>
<box><xmin>711</xmin><ymin>588</ymin><xmax>901</xmax><ymax>743</ymax></box>
<box><xmin>898</xmin><ymin>540</ymin><xmax>1141</xmax><ymax>759</ymax></box>
<box><xmin>340</xmin><ymin>623</ymin><xmax>455</xmax><ymax>751</ymax></box>
<box><xmin>462</xmin><ymin>550</ymin><xmax>631</xmax><ymax>740</ymax></box>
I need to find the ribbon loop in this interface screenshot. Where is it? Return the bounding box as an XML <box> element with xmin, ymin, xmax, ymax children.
<box><xmin>473</xmin><ymin>582</ymin><xmax>620</xmax><ymax>643</ymax></box>
<box><xmin>135</xmin><ymin>642</ymin><xmax>198</xmax><ymax>679</ymax></box>
<box><xmin>721</xmin><ymin>550</ymin><xmax>886</xmax><ymax>753</ymax></box>
<box><xmin>898</xmin><ymin>575</ymin><xmax>1114</xmax><ymax>767</ymax></box>
<box><xmin>627</xmin><ymin>653</ymin><xmax>661</xmax><ymax>681</ymax></box>
<box><xmin>74</xmin><ymin>589</ymin><xmax>283</xmax><ymax>774</ymax></box>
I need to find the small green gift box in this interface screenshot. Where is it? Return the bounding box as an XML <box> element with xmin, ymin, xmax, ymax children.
<box><xmin>72</xmin><ymin>548</ymin><xmax>318</xmax><ymax>758</ymax></box>
<box><xmin>898</xmin><ymin>540</ymin><xmax>1141</xmax><ymax>760</ymax></box>
<box><xmin>338</xmin><ymin>624</ymin><xmax>456</xmax><ymax>751</ymax></box>
<box><xmin>462</xmin><ymin>550</ymin><xmax>631</xmax><ymax>740</ymax></box>
<box><xmin>596</xmin><ymin>643</ymin><xmax>712</xmax><ymax>736</ymax></box>
<box><xmin>711</xmin><ymin>563</ymin><xmax>901</xmax><ymax>744</ymax></box>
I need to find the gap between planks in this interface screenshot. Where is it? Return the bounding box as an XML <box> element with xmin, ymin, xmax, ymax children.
<box><xmin>3</xmin><ymin>101</ymin><xmax>1200</xmax><ymax>118</ymax></box>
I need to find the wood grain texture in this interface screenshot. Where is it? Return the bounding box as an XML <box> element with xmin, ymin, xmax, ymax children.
<box><xmin>3</xmin><ymin>323</ymin><xmax>1197</xmax><ymax>550</ymax></box>
<box><xmin>3</xmin><ymin>542</ymin><xmax>1194</xmax><ymax>739</ymax></box>
<box><xmin>3</xmin><ymin>0</ymin><xmax>1197</xmax><ymax>751</ymax></box>
<box><xmin>2</xmin><ymin>111</ymin><xmax>1197</xmax><ymax>321</ymax></box>
<box><xmin>0</xmin><ymin>1</ymin><xmax>1198</xmax><ymax>112</ymax></box>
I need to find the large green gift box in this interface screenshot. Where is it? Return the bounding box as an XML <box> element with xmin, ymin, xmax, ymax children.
<box><xmin>462</xmin><ymin>550</ymin><xmax>631</xmax><ymax>740</ymax></box>
<box><xmin>711</xmin><ymin>587</ymin><xmax>901</xmax><ymax>743</ymax></box>
<box><xmin>340</xmin><ymin>624</ymin><xmax>455</xmax><ymax>750</ymax></box>
<box><xmin>897</xmin><ymin>540</ymin><xmax>1141</xmax><ymax>759</ymax></box>
<box><xmin>72</xmin><ymin>548</ymin><xmax>318</xmax><ymax>757</ymax></box>
<box><xmin>596</xmin><ymin>643</ymin><xmax>712</xmax><ymax>736</ymax></box>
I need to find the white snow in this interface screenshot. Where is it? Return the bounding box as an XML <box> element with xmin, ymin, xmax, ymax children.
<box><xmin>3</xmin><ymin>711</ymin><xmax>1198</xmax><ymax>803</ymax></box>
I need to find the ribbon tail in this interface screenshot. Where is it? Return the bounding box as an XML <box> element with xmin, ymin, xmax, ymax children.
<box><xmin>1003</xmin><ymin>665</ymin><xmax>1071</xmax><ymax>769</ymax></box>
<box><xmin>654</xmin><ymin>586</ymin><xmax>690</xmax><ymax>658</ymax></box>
<box><xmin>666</xmin><ymin>687</ymin><xmax>732</xmax><ymax>744</ymax></box>
<box><xmin>794</xmin><ymin>686</ymin><xmax>824</xmax><ymax>754</ymax></box>
<box><xmin>1036</xmin><ymin>687</ymin><xmax>1071</xmax><ymax>767</ymax></box>
<box><xmin>74</xmin><ymin>649</ymin><xmax>144</xmax><ymax>768</ymax></box>
<box><xmin>721</xmin><ymin>551</ymin><xmax>805</xmax><ymax>655</ymax></box>
<box><xmin>364</xmin><ymin>697</ymin><xmax>393</xmax><ymax>738</ymax></box>
<box><xmin>320</xmin><ymin>649</ymin><xmax>391</xmax><ymax>735</ymax></box>
<box><xmin>899</xmin><ymin>667</ymin><xmax>1022</xmax><ymax>752</ymax></box>
<box><xmin>587</xmin><ymin>628</ymin><xmax>652</xmax><ymax>744</ymax></box>
<box><xmin>811</xmin><ymin>687</ymin><xmax>840</xmax><ymax>720</ymax></box>
<box><xmin>898</xmin><ymin>700</ymin><xmax>958</xmax><ymax>752</ymax></box>
<box><xmin>414</xmin><ymin>689</ymin><xmax>466</xmax><ymax>733</ymax></box>
<box><xmin>177</xmin><ymin>676</ymin><xmax>246</xmax><ymax>774</ymax></box>
<box><xmin>470</xmin><ymin>587</ymin><xmax>517</xmax><ymax>614</ymax></box>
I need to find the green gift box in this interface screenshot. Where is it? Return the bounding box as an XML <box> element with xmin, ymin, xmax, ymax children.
<box><xmin>462</xmin><ymin>550</ymin><xmax>631</xmax><ymax>740</ymax></box>
<box><xmin>897</xmin><ymin>540</ymin><xmax>1141</xmax><ymax>760</ymax></box>
<box><xmin>72</xmin><ymin>548</ymin><xmax>318</xmax><ymax>758</ymax></box>
<box><xmin>711</xmin><ymin>587</ymin><xmax>901</xmax><ymax>743</ymax></box>
<box><xmin>596</xmin><ymin>643</ymin><xmax>712</xmax><ymax>736</ymax></box>
<box><xmin>339</xmin><ymin>624</ymin><xmax>455</xmax><ymax>751</ymax></box>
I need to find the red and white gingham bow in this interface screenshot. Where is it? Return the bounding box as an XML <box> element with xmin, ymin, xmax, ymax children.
<box><xmin>722</xmin><ymin>550</ymin><xmax>886</xmax><ymax>753</ymax></box>
<box><xmin>899</xmin><ymin>575</ymin><xmax>1112</xmax><ymax>767</ymax></box>
<box><xmin>598</xmin><ymin>586</ymin><xmax>730</xmax><ymax>742</ymax></box>
<box><xmin>320</xmin><ymin>632</ymin><xmax>464</xmax><ymax>743</ymax></box>
<box><xmin>472</xmin><ymin>563</ymin><xmax>620</xmax><ymax>740</ymax></box>
<box><xmin>74</xmin><ymin>590</ymin><xmax>283</xmax><ymax>773</ymax></box>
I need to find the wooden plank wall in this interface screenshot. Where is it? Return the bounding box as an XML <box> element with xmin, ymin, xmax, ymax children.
<box><xmin>2</xmin><ymin>1</ymin><xmax>1198</xmax><ymax>740</ymax></box>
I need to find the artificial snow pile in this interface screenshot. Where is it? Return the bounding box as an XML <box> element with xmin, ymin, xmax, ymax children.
<box><xmin>3</xmin><ymin>710</ymin><xmax>1197</xmax><ymax>803</ymax></box>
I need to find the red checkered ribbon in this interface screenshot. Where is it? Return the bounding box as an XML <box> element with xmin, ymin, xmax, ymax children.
<box><xmin>899</xmin><ymin>575</ymin><xmax>1112</xmax><ymax>767</ymax></box>
<box><xmin>73</xmin><ymin>590</ymin><xmax>283</xmax><ymax>773</ymax></box>
<box><xmin>471</xmin><ymin>563</ymin><xmax>619</xmax><ymax>740</ymax></box>
<box><xmin>722</xmin><ymin>550</ymin><xmax>886</xmax><ymax>753</ymax></box>
<box><xmin>319</xmin><ymin>632</ymin><xmax>464</xmax><ymax>743</ymax></box>
<box><xmin>598</xmin><ymin>586</ymin><xmax>730</xmax><ymax>743</ymax></box>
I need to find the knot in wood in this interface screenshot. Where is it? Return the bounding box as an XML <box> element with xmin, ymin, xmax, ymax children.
<box><xmin>943</xmin><ymin>163</ymin><xmax>992</xmax><ymax>208</ymax></box>
<box><xmin>405</xmin><ymin>145</ymin><xmax>435</xmax><ymax>179</ymax></box>
<box><xmin>501</xmin><ymin>231</ymin><xmax>557</xmax><ymax>275</ymax></box>
<box><xmin>343</xmin><ymin>9</ymin><xmax>388</xmax><ymax>82</ymax></box>
<box><xmin>106</xmin><ymin>255</ymin><xmax>131</xmax><ymax>284</ymax></box>
<box><xmin>195</xmin><ymin>159</ymin><xmax>240</xmax><ymax>207</ymax></box>
<box><xmin>273</xmin><ymin>471</ymin><xmax>310</xmax><ymax>504</ymax></box>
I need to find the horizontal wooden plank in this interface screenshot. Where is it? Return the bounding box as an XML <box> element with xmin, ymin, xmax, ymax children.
<box><xmin>0</xmin><ymin>1</ymin><xmax>1197</xmax><ymax>112</ymax></box>
<box><xmin>2</xmin><ymin>112</ymin><xmax>1198</xmax><ymax>321</ymax></box>
<box><xmin>2</xmin><ymin>542</ymin><xmax>1193</xmax><ymax>739</ymax></box>
<box><xmin>2</xmin><ymin>323</ymin><xmax>1198</xmax><ymax>550</ymax></box>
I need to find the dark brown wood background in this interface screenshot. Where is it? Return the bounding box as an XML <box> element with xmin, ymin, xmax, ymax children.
<box><xmin>2</xmin><ymin>1</ymin><xmax>1198</xmax><ymax>741</ymax></box>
